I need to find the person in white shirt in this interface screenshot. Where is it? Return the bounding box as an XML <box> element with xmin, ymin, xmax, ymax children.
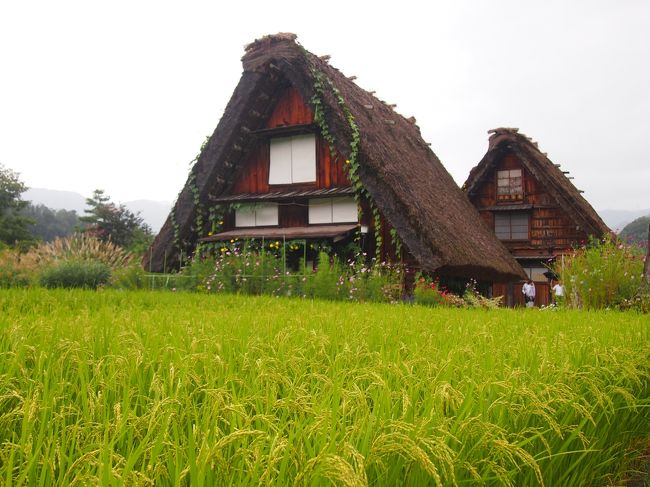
<box><xmin>552</xmin><ymin>280</ymin><xmax>565</xmax><ymax>306</ymax></box>
<box><xmin>522</xmin><ymin>279</ymin><xmax>536</xmax><ymax>307</ymax></box>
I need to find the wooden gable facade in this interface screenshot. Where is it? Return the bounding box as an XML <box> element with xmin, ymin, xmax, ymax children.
<box><xmin>464</xmin><ymin>128</ymin><xmax>611</xmax><ymax>306</ymax></box>
<box><xmin>203</xmin><ymin>86</ymin><xmax>388</xmax><ymax>260</ymax></box>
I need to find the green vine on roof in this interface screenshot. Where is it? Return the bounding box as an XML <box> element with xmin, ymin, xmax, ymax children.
<box><xmin>309</xmin><ymin>63</ymin><xmax>395</xmax><ymax>260</ymax></box>
<box><xmin>170</xmin><ymin>135</ymin><xmax>212</xmax><ymax>264</ymax></box>
<box><xmin>170</xmin><ymin>203</ymin><xmax>180</xmax><ymax>255</ymax></box>
<box><xmin>189</xmin><ymin>136</ymin><xmax>211</xmax><ymax>241</ymax></box>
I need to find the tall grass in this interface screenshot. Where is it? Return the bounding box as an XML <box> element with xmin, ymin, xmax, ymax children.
<box><xmin>554</xmin><ymin>236</ymin><xmax>645</xmax><ymax>309</ymax></box>
<box><xmin>0</xmin><ymin>289</ymin><xmax>648</xmax><ymax>485</ymax></box>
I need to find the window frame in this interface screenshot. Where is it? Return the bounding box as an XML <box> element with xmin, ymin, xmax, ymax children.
<box><xmin>308</xmin><ymin>197</ymin><xmax>358</xmax><ymax>225</ymax></box>
<box><xmin>496</xmin><ymin>168</ymin><xmax>524</xmax><ymax>202</ymax></box>
<box><xmin>234</xmin><ymin>202</ymin><xmax>279</xmax><ymax>228</ymax></box>
<box><xmin>494</xmin><ymin>212</ymin><xmax>530</xmax><ymax>240</ymax></box>
<box><xmin>268</xmin><ymin>134</ymin><xmax>317</xmax><ymax>185</ymax></box>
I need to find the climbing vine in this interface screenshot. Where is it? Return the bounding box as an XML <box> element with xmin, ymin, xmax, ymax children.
<box><xmin>308</xmin><ymin>63</ymin><xmax>400</xmax><ymax>260</ymax></box>
<box><xmin>169</xmin><ymin>136</ymin><xmax>211</xmax><ymax>264</ymax></box>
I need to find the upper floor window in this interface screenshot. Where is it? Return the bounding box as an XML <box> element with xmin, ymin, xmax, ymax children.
<box><xmin>269</xmin><ymin>134</ymin><xmax>316</xmax><ymax>185</ymax></box>
<box><xmin>494</xmin><ymin>212</ymin><xmax>529</xmax><ymax>240</ymax></box>
<box><xmin>497</xmin><ymin>169</ymin><xmax>523</xmax><ymax>201</ymax></box>
<box><xmin>308</xmin><ymin>197</ymin><xmax>358</xmax><ymax>224</ymax></box>
<box><xmin>235</xmin><ymin>203</ymin><xmax>279</xmax><ymax>227</ymax></box>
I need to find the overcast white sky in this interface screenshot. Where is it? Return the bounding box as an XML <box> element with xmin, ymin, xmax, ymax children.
<box><xmin>1</xmin><ymin>0</ymin><xmax>648</xmax><ymax>211</ymax></box>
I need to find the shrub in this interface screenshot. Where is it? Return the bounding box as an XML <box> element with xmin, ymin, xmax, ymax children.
<box><xmin>553</xmin><ymin>235</ymin><xmax>645</xmax><ymax>309</ymax></box>
<box><xmin>40</xmin><ymin>260</ymin><xmax>111</xmax><ymax>289</ymax></box>
<box><xmin>111</xmin><ymin>264</ymin><xmax>148</xmax><ymax>290</ymax></box>
<box><xmin>22</xmin><ymin>234</ymin><xmax>132</xmax><ymax>270</ymax></box>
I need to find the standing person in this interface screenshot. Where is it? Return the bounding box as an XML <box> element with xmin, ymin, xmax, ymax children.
<box><xmin>552</xmin><ymin>280</ymin><xmax>565</xmax><ymax>306</ymax></box>
<box><xmin>522</xmin><ymin>279</ymin><xmax>536</xmax><ymax>307</ymax></box>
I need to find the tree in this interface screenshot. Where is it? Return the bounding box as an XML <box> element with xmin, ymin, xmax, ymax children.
<box><xmin>620</xmin><ymin>215</ymin><xmax>650</xmax><ymax>246</ymax></box>
<box><xmin>21</xmin><ymin>204</ymin><xmax>80</xmax><ymax>242</ymax></box>
<box><xmin>0</xmin><ymin>163</ymin><xmax>34</xmax><ymax>246</ymax></box>
<box><xmin>80</xmin><ymin>189</ymin><xmax>153</xmax><ymax>252</ymax></box>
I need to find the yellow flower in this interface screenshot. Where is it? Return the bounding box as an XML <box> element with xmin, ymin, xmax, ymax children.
<box><xmin>345</xmin><ymin>159</ymin><xmax>350</xmax><ymax>164</ymax></box>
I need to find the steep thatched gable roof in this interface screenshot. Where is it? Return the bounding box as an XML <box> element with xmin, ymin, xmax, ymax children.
<box><xmin>464</xmin><ymin>128</ymin><xmax>610</xmax><ymax>238</ymax></box>
<box><xmin>145</xmin><ymin>34</ymin><xmax>525</xmax><ymax>281</ymax></box>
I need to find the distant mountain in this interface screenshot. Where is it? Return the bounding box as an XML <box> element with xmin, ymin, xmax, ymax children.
<box><xmin>24</xmin><ymin>188</ymin><xmax>87</xmax><ymax>214</ymax></box>
<box><xmin>23</xmin><ymin>188</ymin><xmax>171</xmax><ymax>233</ymax></box>
<box><xmin>598</xmin><ymin>209</ymin><xmax>650</xmax><ymax>233</ymax></box>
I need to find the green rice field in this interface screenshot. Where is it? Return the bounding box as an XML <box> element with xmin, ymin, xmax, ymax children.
<box><xmin>0</xmin><ymin>289</ymin><xmax>648</xmax><ymax>485</ymax></box>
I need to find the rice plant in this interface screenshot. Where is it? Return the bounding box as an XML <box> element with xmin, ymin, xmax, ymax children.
<box><xmin>0</xmin><ymin>289</ymin><xmax>647</xmax><ymax>485</ymax></box>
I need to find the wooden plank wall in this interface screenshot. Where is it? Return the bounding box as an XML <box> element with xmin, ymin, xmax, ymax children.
<box><xmin>230</xmin><ymin>88</ymin><xmax>350</xmax><ymax>195</ymax></box>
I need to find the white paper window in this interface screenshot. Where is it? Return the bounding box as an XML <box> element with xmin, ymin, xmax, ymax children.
<box><xmin>269</xmin><ymin>134</ymin><xmax>316</xmax><ymax>184</ymax></box>
<box><xmin>309</xmin><ymin>197</ymin><xmax>358</xmax><ymax>224</ymax></box>
<box><xmin>331</xmin><ymin>197</ymin><xmax>358</xmax><ymax>222</ymax></box>
<box><xmin>235</xmin><ymin>203</ymin><xmax>279</xmax><ymax>227</ymax></box>
<box><xmin>497</xmin><ymin>169</ymin><xmax>523</xmax><ymax>196</ymax></box>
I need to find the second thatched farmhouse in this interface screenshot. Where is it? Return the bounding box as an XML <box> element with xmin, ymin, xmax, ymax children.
<box><xmin>145</xmin><ymin>33</ymin><xmax>524</xmax><ymax>286</ymax></box>
<box><xmin>464</xmin><ymin>128</ymin><xmax>611</xmax><ymax>305</ymax></box>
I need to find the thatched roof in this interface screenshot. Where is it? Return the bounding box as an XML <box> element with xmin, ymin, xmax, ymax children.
<box><xmin>464</xmin><ymin>128</ymin><xmax>611</xmax><ymax>238</ymax></box>
<box><xmin>145</xmin><ymin>34</ymin><xmax>525</xmax><ymax>281</ymax></box>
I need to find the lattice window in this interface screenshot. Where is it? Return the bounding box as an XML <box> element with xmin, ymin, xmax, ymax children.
<box><xmin>494</xmin><ymin>212</ymin><xmax>529</xmax><ymax>240</ymax></box>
